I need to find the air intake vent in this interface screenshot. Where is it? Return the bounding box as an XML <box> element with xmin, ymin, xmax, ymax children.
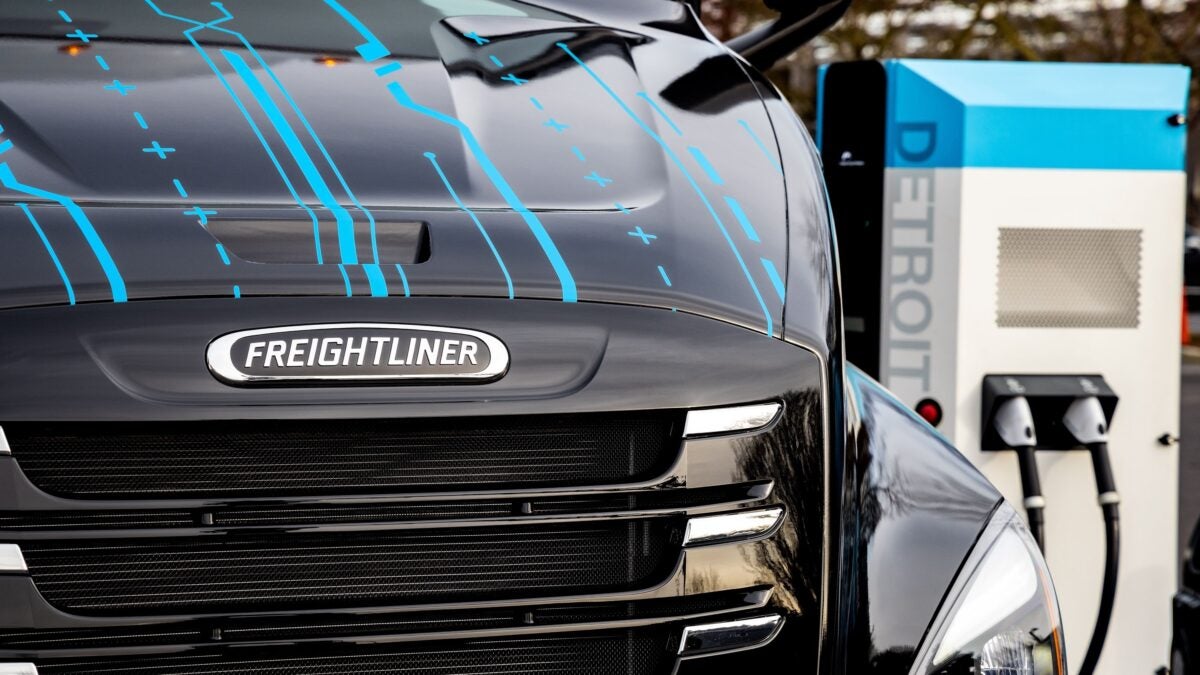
<box><xmin>31</xmin><ymin>629</ymin><xmax>673</xmax><ymax>675</ymax></box>
<box><xmin>6</xmin><ymin>413</ymin><xmax>681</xmax><ymax>498</ymax></box>
<box><xmin>996</xmin><ymin>227</ymin><xmax>1142</xmax><ymax>328</ymax></box>
<box><xmin>21</xmin><ymin>520</ymin><xmax>678</xmax><ymax>615</ymax></box>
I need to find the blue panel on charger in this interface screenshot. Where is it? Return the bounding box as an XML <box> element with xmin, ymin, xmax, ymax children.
<box><xmin>883</xmin><ymin>59</ymin><xmax>1190</xmax><ymax>171</ymax></box>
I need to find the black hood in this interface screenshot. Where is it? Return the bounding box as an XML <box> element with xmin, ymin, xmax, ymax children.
<box><xmin>0</xmin><ymin>0</ymin><xmax>808</xmax><ymax>337</ymax></box>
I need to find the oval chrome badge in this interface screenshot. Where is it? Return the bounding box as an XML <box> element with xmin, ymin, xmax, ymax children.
<box><xmin>206</xmin><ymin>324</ymin><xmax>508</xmax><ymax>385</ymax></box>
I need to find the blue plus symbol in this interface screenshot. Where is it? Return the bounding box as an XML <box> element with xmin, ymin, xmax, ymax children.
<box><xmin>65</xmin><ymin>29</ymin><xmax>98</xmax><ymax>43</ymax></box>
<box><xmin>585</xmin><ymin>171</ymin><xmax>613</xmax><ymax>188</ymax></box>
<box><xmin>464</xmin><ymin>31</ymin><xmax>490</xmax><ymax>45</ymax></box>
<box><xmin>544</xmin><ymin>118</ymin><xmax>569</xmax><ymax>133</ymax></box>
<box><xmin>627</xmin><ymin>226</ymin><xmax>657</xmax><ymax>245</ymax></box>
<box><xmin>183</xmin><ymin>206</ymin><xmax>218</xmax><ymax>225</ymax></box>
<box><xmin>104</xmin><ymin>80</ymin><xmax>137</xmax><ymax>96</ymax></box>
<box><xmin>142</xmin><ymin>141</ymin><xmax>175</xmax><ymax>159</ymax></box>
<box><xmin>501</xmin><ymin>73</ymin><xmax>529</xmax><ymax>86</ymax></box>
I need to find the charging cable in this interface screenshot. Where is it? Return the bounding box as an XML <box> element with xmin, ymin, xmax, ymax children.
<box><xmin>993</xmin><ymin>396</ymin><xmax>1046</xmax><ymax>551</ymax></box>
<box><xmin>1064</xmin><ymin>396</ymin><xmax>1119</xmax><ymax>675</ymax></box>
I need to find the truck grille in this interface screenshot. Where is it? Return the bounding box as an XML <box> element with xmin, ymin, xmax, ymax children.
<box><xmin>21</xmin><ymin>520</ymin><xmax>679</xmax><ymax>615</ymax></box>
<box><xmin>5</xmin><ymin>412</ymin><xmax>681</xmax><ymax>498</ymax></box>
<box><xmin>31</xmin><ymin>628</ymin><xmax>673</xmax><ymax>675</ymax></box>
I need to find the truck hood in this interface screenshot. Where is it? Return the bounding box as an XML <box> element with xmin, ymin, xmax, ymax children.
<box><xmin>0</xmin><ymin>0</ymin><xmax>794</xmax><ymax>336</ymax></box>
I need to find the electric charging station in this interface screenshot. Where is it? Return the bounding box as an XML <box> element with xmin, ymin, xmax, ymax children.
<box><xmin>819</xmin><ymin>60</ymin><xmax>1191</xmax><ymax>674</ymax></box>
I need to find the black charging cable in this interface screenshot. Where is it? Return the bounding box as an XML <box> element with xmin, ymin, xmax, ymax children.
<box><xmin>993</xmin><ymin>396</ymin><xmax>1046</xmax><ymax>551</ymax></box>
<box><xmin>1064</xmin><ymin>396</ymin><xmax>1120</xmax><ymax>675</ymax></box>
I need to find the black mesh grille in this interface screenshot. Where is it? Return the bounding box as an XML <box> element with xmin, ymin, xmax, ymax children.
<box><xmin>6</xmin><ymin>413</ymin><xmax>681</xmax><ymax>498</ymax></box>
<box><xmin>31</xmin><ymin>629</ymin><xmax>673</xmax><ymax>675</ymax></box>
<box><xmin>21</xmin><ymin>520</ymin><xmax>679</xmax><ymax>615</ymax></box>
<box><xmin>0</xmin><ymin>484</ymin><xmax>764</xmax><ymax>531</ymax></box>
<box><xmin>0</xmin><ymin>590</ymin><xmax>758</xmax><ymax>650</ymax></box>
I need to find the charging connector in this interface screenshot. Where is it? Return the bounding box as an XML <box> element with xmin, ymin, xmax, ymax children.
<box><xmin>1064</xmin><ymin>396</ymin><xmax>1120</xmax><ymax>675</ymax></box>
<box><xmin>992</xmin><ymin>396</ymin><xmax>1046</xmax><ymax>551</ymax></box>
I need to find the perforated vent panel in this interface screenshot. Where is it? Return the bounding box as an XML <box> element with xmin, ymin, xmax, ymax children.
<box><xmin>996</xmin><ymin>228</ymin><xmax>1142</xmax><ymax>328</ymax></box>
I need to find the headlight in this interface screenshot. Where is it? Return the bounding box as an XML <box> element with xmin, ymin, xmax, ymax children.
<box><xmin>910</xmin><ymin>502</ymin><xmax>1066</xmax><ymax>675</ymax></box>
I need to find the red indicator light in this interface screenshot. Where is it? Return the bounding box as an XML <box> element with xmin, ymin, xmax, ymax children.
<box><xmin>916</xmin><ymin>398</ymin><xmax>943</xmax><ymax>427</ymax></box>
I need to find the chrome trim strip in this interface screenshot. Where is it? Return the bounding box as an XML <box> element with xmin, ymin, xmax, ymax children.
<box><xmin>683</xmin><ymin>507</ymin><xmax>785</xmax><ymax>547</ymax></box>
<box><xmin>0</xmin><ymin>544</ymin><xmax>27</xmax><ymax>573</ymax></box>
<box><xmin>0</xmin><ymin>426</ymin><xmax>9</xmax><ymax>455</ymax></box>
<box><xmin>678</xmin><ymin>614</ymin><xmax>784</xmax><ymax>656</ymax></box>
<box><xmin>0</xmin><ymin>665</ymin><xmax>37</xmax><ymax>675</ymax></box>
<box><xmin>206</xmin><ymin>323</ymin><xmax>509</xmax><ymax>384</ymax></box>
<box><xmin>683</xmin><ymin>403</ymin><xmax>781</xmax><ymax>437</ymax></box>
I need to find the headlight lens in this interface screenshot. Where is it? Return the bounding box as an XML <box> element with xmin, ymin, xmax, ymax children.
<box><xmin>912</xmin><ymin>503</ymin><xmax>1066</xmax><ymax>675</ymax></box>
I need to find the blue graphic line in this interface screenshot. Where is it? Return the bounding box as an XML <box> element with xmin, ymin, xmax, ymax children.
<box><xmin>142</xmin><ymin>141</ymin><xmax>174</xmax><ymax>159</ymax></box>
<box><xmin>688</xmin><ymin>146</ymin><xmax>723</xmax><ymax>185</ymax></box>
<box><xmin>425</xmin><ymin>151</ymin><xmax>514</xmax><ymax>299</ymax></box>
<box><xmin>214</xmin><ymin>243</ymin><xmax>231</xmax><ymax>265</ymax></box>
<box><xmin>394</xmin><ymin>264</ymin><xmax>411</xmax><ymax>297</ymax></box>
<box><xmin>636</xmin><ymin>92</ymin><xmax>682</xmax><ymax>137</ymax></box>
<box><xmin>724</xmin><ymin>196</ymin><xmax>760</xmax><ymax>243</ymax></box>
<box><xmin>95</xmin><ymin>55</ymin><xmax>110</xmax><ymax>71</ymax></box>
<box><xmin>223</xmin><ymin>49</ymin><xmax>359</xmax><ymax>265</ymax></box>
<box><xmin>58</xmin><ymin>10</ymin><xmax>72</xmax><ymax>23</ymax></box>
<box><xmin>761</xmin><ymin>257</ymin><xmax>785</xmax><ymax>302</ymax></box>
<box><xmin>363</xmin><ymin>263</ymin><xmax>387</xmax><ymax>297</ymax></box>
<box><xmin>322</xmin><ymin>0</ymin><xmax>388</xmax><ymax>61</ymax></box>
<box><xmin>489</xmin><ymin>55</ymin><xmax>503</xmax><ymax>68</ymax></box>
<box><xmin>233</xmin><ymin>284</ymin><xmax>241</xmax><ymax>298</ymax></box>
<box><xmin>571</xmin><ymin>146</ymin><xmax>585</xmax><ymax>162</ymax></box>
<box><xmin>628</xmin><ymin>226</ymin><xmax>656</xmax><ymax>245</ymax></box>
<box><xmin>584</xmin><ymin>171</ymin><xmax>612</xmax><ymax>187</ymax></box>
<box><xmin>133</xmin><ymin>111</ymin><xmax>148</xmax><ymax>129</ymax></box>
<box><xmin>337</xmin><ymin>264</ymin><xmax>353</xmax><ymax>296</ymax></box>
<box><xmin>172</xmin><ymin>178</ymin><xmax>188</xmax><ymax>198</ymax></box>
<box><xmin>530</xmin><ymin>97</ymin><xmax>544</xmax><ymax>110</ymax></box>
<box><xmin>559</xmin><ymin>42</ymin><xmax>771</xmax><ymax>334</ymax></box>
<box><xmin>104</xmin><ymin>79</ymin><xmax>136</xmax><ymax>96</ymax></box>
<box><xmin>16</xmin><ymin>203</ymin><xmax>75</xmax><ymax>305</ymax></box>
<box><xmin>657</xmin><ymin>265</ymin><xmax>672</xmax><ymax>287</ymax></box>
<box><xmin>501</xmin><ymin>73</ymin><xmax>529</xmax><ymax>86</ymax></box>
<box><xmin>614</xmin><ymin>203</ymin><xmax>632</xmax><ymax>215</ymax></box>
<box><xmin>0</xmin><ymin>140</ymin><xmax>12</xmax><ymax>155</ymax></box>
<box><xmin>0</xmin><ymin>164</ymin><xmax>126</xmax><ymax>302</ymax></box>
<box><xmin>374</xmin><ymin>62</ymin><xmax>402</xmax><ymax>77</ymax></box>
<box><xmin>183</xmin><ymin>206</ymin><xmax>217</xmax><ymax>225</ymax></box>
<box><xmin>66</xmin><ymin>29</ymin><xmax>97</xmax><ymax>43</ymax></box>
<box><xmin>463</xmin><ymin>31</ymin><xmax>490</xmax><ymax>46</ymax></box>
<box><xmin>738</xmin><ymin>119</ymin><xmax>783</xmax><ymax>175</ymax></box>
<box><xmin>544</xmin><ymin>118</ymin><xmax>569</xmax><ymax>133</ymax></box>
<box><xmin>388</xmin><ymin>82</ymin><xmax>575</xmax><ymax>301</ymax></box>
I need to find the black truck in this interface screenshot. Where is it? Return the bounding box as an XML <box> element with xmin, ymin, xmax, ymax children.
<box><xmin>0</xmin><ymin>1</ymin><xmax>1063</xmax><ymax>674</ymax></box>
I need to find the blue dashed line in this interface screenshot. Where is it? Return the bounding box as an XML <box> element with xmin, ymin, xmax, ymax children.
<box><xmin>627</xmin><ymin>226</ymin><xmax>656</xmax><ymax>245</ymax></box>
<box><xmin>615</xmin><ymin>203</ymin><xmax>632</xmax><ymax>214</ymax></box>
<box><xmin>761</xmin><ymin>257</ymin><xmax>785</xmax><ymax>302</ymax></box>
<box><xmin>65</xmin><ymin>29</ymin><xmax>96</xmax><ymax>42</ymax></box>
<box><xmin>104</xmin><ymin>79</ymin><xmax>136</xmax><ymax>96</ymax></box>
<box><xmin>571</xmin><ymin>146</ymin><xmax>586</xmax><ymax>162</ymax></box>
<box><xmin>95</xmin><ymin>55</ymin><xmax>110</xmax><ymax>71</ymax></box>
<box><xmin>374</xmin><ymin>62</ymin><xmax>402</xmax><ymax>77</ymax></box>
<box><xmin>57</xmin><ymin>9</ymin><xmax>72</xmax><ymax>22</ymax></box>
<box><xmin>394</xmin><ymin>264</ymin><xmax>411</xmax><ymax>297</ymax></box>
<box><xmin>142</xmin><ymin>141</ymin><xmax>175</xmax><ymax>159</ymax></box>
<box><xmin>724</xmin><ymin>196</ymin><xmax>760</xmax><ymax>243</ymax></box>
<box><xmin>636</xmin><ymin>92</ymin><xmax>682</xmax><ymax>136</ymax></box>
<box><xmin>337</xmin><ymin>264</ymin><xmax>353</xmax><ymax>296</ymax></box>
<box><xmin>183</xmin><ymin>206</ymin><xmax>217</xmax><ymax>224</ymax></box>
<box><xmin>0</xmin><ymin>140</ymin><xmax>12</xmax><ymax>155</ymax></box>
<box><xmin>233</xmin><ymin>284</ymin><xmax>241</xmax><ymax>298</ymax></box>
<box><xmin>559</xmin><ymin>42</ymin><xmax>773</xmax><ymax>335</ymax></box>
<box><xmin>530</xmin><ymin>97</ymin><xmax>544</xmax><ymax>110</ymax></box>
<box><xmin>17</xmin><ymin>203</ymin><xmax>76</xmax><ymax>305</ymax></box>
<box><xmin>657</xmin><ymin>265</ymin><xmax>672</xmax><ymax>287</ymax></box>
<box><xmin>133</xmin><ymin>112</ymin><xmax>148</xmax><ymax>129</ymax></box>
<box><xmin>688</xmin><ymin>146</ymin><xmax>723</xmax><ymax>185</ymax></box>
<box><xmin>501</xmin><ymin>73</ymin><xmax>529</xmax><ymax>86</ymax></box>
<box><xmin>463</xmin><ymin>31</ymin><xmax>490</xmax><ymax>45</ymax></box>
<box><xmin>584</xmin><ymin>171</ymin><xmax>612</xmax><ymax>188</ymax></box>
<box><xmin>544</xmin><ymin>118</ymin><xmax>569</xmax><ymax>133</ymax></box>
<box><xmin>489</xmin><ymin>55</ymin><xmax>503</xmax><ymax>68</ymax></box>
<box><xmin>738</xmin><ymin>119</ymin><xmax>783</xmax><ymax>175</ymax></box>
<box><xmin>172</xmin><ymin>178</ymin><xmax>188</xmax><ymax>198</ymax></box>
<box><xmin>214</xmin><ymin>243</ymin><xmax>231</xmax><ymax>265</ymax></box>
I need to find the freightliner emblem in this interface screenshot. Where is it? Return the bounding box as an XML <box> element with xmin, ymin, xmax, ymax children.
<box><xmin>206</xmin><ymin>324</ymin><xmax>508</xmax><ymax>385</ymax></box>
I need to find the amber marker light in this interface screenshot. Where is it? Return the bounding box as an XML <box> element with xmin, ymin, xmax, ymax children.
<box><xmin>315</xmin><ymin>55</ymin><xmax>349</xmax><ymax>68</ymax></box>
<box><xmin>59</xmin><ymin>44</ymin><xmax>88</xmax><ymax>56</ymax></box>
